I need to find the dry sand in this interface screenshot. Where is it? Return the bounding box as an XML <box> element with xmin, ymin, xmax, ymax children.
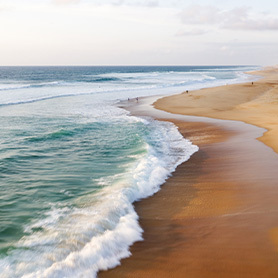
<box><xmin>154</xmin><ymin>66</ymin><xmax>278</xmax><ymax>154</ymax></box>
<box><xmin>99</xmin><ymin>67</ymin><xmax>278</xmax><ymax>277</ymax></box>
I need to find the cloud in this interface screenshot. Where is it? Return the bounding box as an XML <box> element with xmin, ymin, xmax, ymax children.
<box><xmin>176</xmin><ymin>28</ymin><xmax>208</xmax><ymax>36</ymax></box>
<box><xmin>180</xmin><ymin>5</ymin><xmax>278</xmax><ymax>31</ymax></box>
<box><xmin>111</xmin><ymin>0</ymin><xmax>159</xmax><ymax>7</ymax></box>
<box><xmin>180</xmin><ymin>5</ymin><xmax>220</xmax><ymax>25</ymax></box>
<box><xmin>219</xmin><ymin>45</ymin><xmax>234</xmax><ymax>56</ymax></box>
<box><xmin>51</xmin><ymin>0</ymin><xmax>159</xmax><ymax>7</ymax></box>
<box><xmin>52</xmin><ymin>0</ymin><xmax>81</xmax><ymax>4</ymax></box>
<box><xmin>0</xmin><ymin>4</ymin><xmax>11</xmax><ymax>12</ymax></box>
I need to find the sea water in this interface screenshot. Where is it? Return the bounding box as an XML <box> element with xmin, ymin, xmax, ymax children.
<box><xmin>0</xmin><ymin>66</ymin><xmax>259</xmax><ymax>277</ymax></box>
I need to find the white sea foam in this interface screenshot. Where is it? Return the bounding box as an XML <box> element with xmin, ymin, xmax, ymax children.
<box><xmin>0</xmin><ymin>68</ymin><xmax>257</xmax><ymax>109</ymax></box>
<box><xmin>0</xmin><ymin>118</ymin><xmax>198</xmax><ymax>278</ymax></box>
<box><xmin>0</xmin><ymin>66</ymin><xmax>258</xmax><ymax>277</ymax></box>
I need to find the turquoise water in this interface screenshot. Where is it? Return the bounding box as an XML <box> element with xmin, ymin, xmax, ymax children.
<box><xmin>0</xmin><ymin>116</ymin><xmax>147</xmax><ymax>254</ymax></box>
<box><xmin>0</xmin><ymin>66</ymin><xmax>258</xmax><ymax>277</ymax></box>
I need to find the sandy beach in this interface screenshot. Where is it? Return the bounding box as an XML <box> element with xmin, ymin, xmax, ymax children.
<box><xmin>99</xmin><ymin>67</ymin><xmax>278</xmax><ymax>277</ymax></box>
<box><xmin>154</xmin><ymin>66</ymin><xmax>278</xmax><ymax>154</ymax></box>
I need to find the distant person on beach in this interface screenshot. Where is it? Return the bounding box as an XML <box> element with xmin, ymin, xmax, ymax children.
<box><xmin>136</xmin><ymin>97</ymin><xmax>139</xmax><ymax>102</ymax></box>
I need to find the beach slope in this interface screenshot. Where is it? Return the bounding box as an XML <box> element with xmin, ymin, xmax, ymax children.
<box><xmin>100</xmin><ymin>67</ymin><xmax>278</xmax><ymax>277</ymax></box>
<box><xmin>154</xmin><ymin>67</ymin><xmax>278</xmax><ymax>153</ymax></box>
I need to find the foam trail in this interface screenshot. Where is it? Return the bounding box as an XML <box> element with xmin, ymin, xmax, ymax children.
<box><xmin>0</xmin><ymin>119</ymin><xmax>198</xmax><ymax>278</ymax></box>
<box><xmin>1</xmin><ymin>66</ymin><xmax>257</xmax><ymax>277</ymax></box>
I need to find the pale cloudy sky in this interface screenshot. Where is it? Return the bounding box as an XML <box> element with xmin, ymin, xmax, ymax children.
<box><xmin>0</xmin><ymin>0</ymin><xmax>278</xmax><ymax>65</ymax></box>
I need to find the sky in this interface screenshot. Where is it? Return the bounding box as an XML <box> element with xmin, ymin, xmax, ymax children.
<box><xmin>0</xmin><ymin>0</ymin><xmax>278</xmax><ymax>66</ymax></box>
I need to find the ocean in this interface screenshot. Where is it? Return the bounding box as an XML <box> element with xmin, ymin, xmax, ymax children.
<box><xmin>0</xmin><ymin>66</ymin><xmax>259</xmax><ymax>277</ymax></box>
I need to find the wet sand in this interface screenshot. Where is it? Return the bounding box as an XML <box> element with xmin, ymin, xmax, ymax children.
<box><xmin>99</xmin><ymin>68</ymin><xmax>278</xmax><ymax>277</ymax></box>
<box><xmin>154</xmin><ymin>66</ymin><xmax>278</xmax><ymax>153</ymax></box>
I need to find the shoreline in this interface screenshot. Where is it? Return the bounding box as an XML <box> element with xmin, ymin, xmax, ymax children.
<box><xmin>99</xmin><ymin>67</ymin><xmax>278</xmax><ymax>277</ymax></box>
<box><xmin>154</xmin><ymin>66</ymin><xmax>278</xmax><ymax>154</ymax></box>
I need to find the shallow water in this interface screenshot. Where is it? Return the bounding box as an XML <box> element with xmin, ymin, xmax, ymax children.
<box><xmin>0</xmin><ymin>66</ymin><xmax>258</xmax><ymax>277</ymax></box>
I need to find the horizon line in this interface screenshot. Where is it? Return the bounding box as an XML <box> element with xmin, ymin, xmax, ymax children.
<box><xmin>0</xmin><ymin>64</ymin><xmax>259</xmax><ymax>67</ymax></box>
